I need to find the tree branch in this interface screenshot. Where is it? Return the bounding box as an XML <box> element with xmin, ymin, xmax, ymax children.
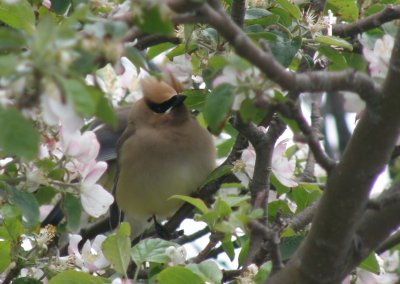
<box><xmin>267</xmin><ymin>27</ymin><xmax>400</xmax><ymax>284</ymax></box>
<box><xmin>343</xmin><ymin>182</ymin><xmax>400</xmax><ymax>274</ymax></box>
<box><xmin>333</xmin><ymin>5</ymin><xmax>400</xmax><ymax>38</ymax></box>
<box><xmin>248</xmin><ymin>221</ymin><xmax>284</xmax><ymax>273</ymax></box>
<box><xmin>278</xmin><ymin>101</ymin><xmax>336</xmax><ymax>173</ymax></box>
<box><xmin>169</xmin><ymin>2</ymin><xmax>382</xmax><ymax>104</ymax></box>
<box><xmin>376</xmin><ymin>230</ymin><xmax>400</xmax><ymax>254</ymax></box>
<box><xmin>288</xmin><ymin>198</ymin><xmax>320</xmax><ymax>232</ymax></box>
<box><xmin>230</xmin><ymin>0</ymin><xmax>246</xmax><ymax>28</ymax></box>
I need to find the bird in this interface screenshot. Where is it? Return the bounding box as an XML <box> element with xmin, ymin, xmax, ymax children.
<box><xmin>113</xmin><ymin>76</ymin><xmax>216</xmax><ymax>237</ymax></box>
<box><xmin>42</xmin><ymin>75</ymin><xmax>215</xmax><ymax>239</ymax></box>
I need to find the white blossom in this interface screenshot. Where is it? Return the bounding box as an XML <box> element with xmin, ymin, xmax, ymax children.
<box><xmin>165</xmin><ymin>245</ymin><xmax>187</xmax><ymax>265</ymax></box>
<box><xmin>363</xmin><ymin>34</ymin><xmax>394</xmax><ymax>79</ymax></box>
<box><xmin>234</xmin><ymin>139</ymin><xmax>298</xmax><ymax>188</ymax></box>
<box><xmin>41</xmin><ymin>82</ymin><xmax>83</xmax><ymax>133</ymax></box>
<box><xmin>163</xmin><ymin>54</ymin><xmax>193</xmax><ymax>89</ymax></box>
<box><xmin>68</xmin><ymin>234</ymin><xmax>110</xmax><ymax>273</ymax></box>
<box><xmin>322</xmin><ymin>10</ymin><xmax>337</xmax><ymax>36</ymax></box>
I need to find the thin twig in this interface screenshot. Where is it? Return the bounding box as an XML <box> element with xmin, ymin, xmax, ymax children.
<box><xmin>333</xmin><ymin>5</ymin><xmax>400</xmax><ymax>37</ymax></box>
<box><xmin>175</xmin><ymin>227</ymin><xmax>210</xmax><ymax>245</ymax></box>
<box><xmin>192</xmin><ymin>233</ymin><xmax>223</xmax><ymax>263</ymax></box>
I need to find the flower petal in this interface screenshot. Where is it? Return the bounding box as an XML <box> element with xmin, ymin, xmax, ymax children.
<box><xmin>81</xmin><ymin>184</ymin><xmax>114</xmax><ymax>218</ymax></box>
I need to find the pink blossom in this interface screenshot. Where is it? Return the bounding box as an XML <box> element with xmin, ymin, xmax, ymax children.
<box><xmin>60</xmin><ymin>129</ymin><xmax>100</xmax><ymax>163</ymax></box>
<box><xmin>42</xmin><ymin>0</ymin><xmax>51</xmax><ymax>9</ymax></box>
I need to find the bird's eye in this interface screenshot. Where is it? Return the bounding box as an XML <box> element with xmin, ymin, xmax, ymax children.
<box><xmin>146</xmin><ymin>94</ymin><xmax>187</xmax><ymax>113</ymax></box>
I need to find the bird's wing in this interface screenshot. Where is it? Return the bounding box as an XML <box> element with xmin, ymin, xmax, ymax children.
<box><xmin>92</xmin><ymin>107</ymin><xmax>130</xmax><ymax>162</ymax></box>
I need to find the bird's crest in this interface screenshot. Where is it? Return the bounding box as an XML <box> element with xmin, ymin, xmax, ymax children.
<box><xmin>141</xmin><ymin>76</ymin><xmax>177</xmax><ymax>104</ymax></box>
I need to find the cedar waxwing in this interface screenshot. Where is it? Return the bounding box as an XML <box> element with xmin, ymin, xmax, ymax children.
<box><xmin>42</xmin><ymin>76</ymin><xmax>215</xmax><ymax>239</ymax></box>
<box><xmin>114</xmin><ymin>77</ymin><xmax>216</xmax><ymax>236</ymax></box>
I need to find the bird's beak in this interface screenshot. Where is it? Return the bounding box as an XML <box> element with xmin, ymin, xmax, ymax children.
<box><xmin>170</xmin><ymin>94</ymin><xmax>187</xmax><ymax>108</ymax></box>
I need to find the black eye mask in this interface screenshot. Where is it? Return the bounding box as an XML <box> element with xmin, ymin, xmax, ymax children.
<box><xmin>147</xmin><ymin>94</ymin><xmax>187</xmax><ymax>113</ymax></box>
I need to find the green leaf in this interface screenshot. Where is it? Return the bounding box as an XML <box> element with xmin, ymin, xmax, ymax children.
<box><xmin>166</xmin><ymin>43</ymin><xmax>198</xmax><ymax>60</ymax></box>
<box><xmin>0</xmin><ymin>28</ymin><xmax>25</xmax><ymax>52</ymax></box>
<box><xmin>318</xmin><ymin>46</ymin><xmax>347</xmax><ymax>70</ymax></box>
<box><xmin>327</xmin><ymin>0</ymin><xmax>359</xmax><ymax>22</ymax></box>
<box><xmin>239</xmin><ymin>98</ymin><xmax>267</xmax><ymax>124</ymax></box>
<box><xmin>131</xmin><ymin>238</ymin><xmax>176</xmax><ymax>266</ymax></box>
<box><xmin>63</xmin><ymin>193</ymin><xmax>82</xmax><ymax>232</ymax></box>
<box><xmin>221</xmin><ymin>235</ymin><xmax>235</xmax><ymax>261</ymax></box>
<box><xmin>314</xmin><ymin>36</ymin><xmax>353</xmax><ymax>51</ymax></box>
<box><xmin>0</xmin><ymin>107</ymin><xmax>39</xmax><ymax>160</ymax></box>
<box><xmin>203</xmin><ymin>84</ymin><xmax>234</xmax><ymax>134</ymax></box>
<box><xmin>277</xmin><ymin>114</ymin><xmax>300</xmax><ymax>133</ymax></box>
<box><xmin>276</xmin><ymin>0</ymin><xmax>301</xmax><ymax>20</ymax></box>
<box><xmin>13</xmin><ymin>277</ymin><xmax>42</xmax><ymax>284</ymax></box>
<box><xmin>147</xmin><ymin>42</ymin><xmax>176</xmax><ymax>60</ymax></box>
<box><xmin>169</xmin><ymin>195</ymin><xmax>208</xmax><ymax>214</ymax></box>
<box><xmin>343</xmin><ymin>51</ymin><xmax>367</xmax><ymax>71</ymax></box>
<box><xmin>217</xmin><ymin>137</ymin><xmax>235</xmax><ymax>158</ymax></box>
<box><xmin>280</xmin><ymin>236</ymin><xmax>304</xmax><ymax>261</ymax></box>
<box><xmin>268</xmin><ymin>200</ymin><xmax>293</xmax><ymax>222</ymax></box>
<box><xmin>245</xmin><ymin>8</ymin><xmax>270</xmax><ymax>19</ymax></box>
<box><xmin>0</xmin><ymin>240</ymin><xmax>11</xmax><ymax>273</ymax></box>
<box><xmin>3</xmin><ymin>217</ymin><xmax>25</xmax><ymax>240</ymax></box>
<box><xmin>94</xmin><ymin>91</ymin><xmax>117</xmax><ymax>128</ymax></box>
<box><xmin>8</xmin><ymin>188</ymin><xmax>40</xmax><ymax>229</ymax></box>
<box><xmin>102</xmin><ymin>222</ymin><xmax>131</xmax><ymax>276</ymax></box>
<box><xmin>51</xmin><ymin>0</ymin><xmax>72</xmax><ymax>15</ymax></box>
<box><xmin>223</xmin><ymin>196</ymin><xmax>250</xmax><ymax>207</ymax></box>
<box><xmin>270</xmin><ymin>7</ymin><xmax>291</xmax><ymax>27</ymax></box>
<box><xmin>48</xmin><ymin>270</ymin><xmax>105</xmax><ymax>284</ymax></box>
<box><xmin>245</xmin><ymin>14</ymin><xmax>280</xmax><ymax>26</ymax></box>
<box><xmin>35</xmin><ymin>186</ymin><xmax>57</xmax><ymax>205</ymax></box>
<box><xmin>61</xmin><ymin>78</ymin><xmax>98</xmax><ymax>116</ymax></box>
<box><xmin>359</xmin><ymin>253</ymin><xmax>380</xmax><ymax>274</ymax></box>
<box><xmin>125</xmin><ymin>46</ymin><xmax>149</xmax><ymax>71</ymax></box>
<box><xmin>0</xmin><ymin>55</ymin><xmax>18</xmax><ymax>76</ymax></box>
<box><xmin>183</xmin><ymin>89</ymin><xmax>209</xmax><ymax>111</ymax></box>
<box><xmin>201</xmin><ymin>165</ymin><xmax>233</xmax><ymax>186</ymax></box>
<box><xmin>157</xmin><ymin>267</ymin><xmax>204</xmax><ymax>284</ymax></box>
<box><xmin>254</xmin><ymin>261</ymin><xmax>272</xmax><ymax>284</ymax></box>
<box><xmin>0</xmin><ymin>0</ymin><xmax>35</xmax><ymax>33</ymax></box>
<box><xmin>268</xmin><ymin>35</ymin><xmax>302</xmax><ymax>67</ymax></box>
<box><xmin>247</xmin><ymin>31</ymin><xmax>277</xmax><ymax>42</ymax></box>
<box><xmin>238</xmin><ymin>238</ymin><xmax>250</xmax><ymax>266</ymax></box>
<box><xmin>135</xmin><ymin>6</ymin><xmax>173</xmax><ymax>36</ymax></box>
<box><xmin>186</xmin><ymin>260</ymin><xmax>223</xmax><ymax>284</ymax></box>
<box><xmin>287</xmin><ymin>184</ymin><xmax>321</xmax><ymax>212</ymax></box>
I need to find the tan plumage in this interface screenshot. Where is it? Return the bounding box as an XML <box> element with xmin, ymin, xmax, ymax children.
<box><xmin>115</xmin><ymin>76</ymin><xmax>215</xmax><ymax>236</ymax></box>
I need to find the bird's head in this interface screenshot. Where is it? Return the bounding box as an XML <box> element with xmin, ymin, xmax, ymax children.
<box><xmin>140</xmin><ymin>76</ymin><xmax>186</xmax><ymax>114</ymax></box>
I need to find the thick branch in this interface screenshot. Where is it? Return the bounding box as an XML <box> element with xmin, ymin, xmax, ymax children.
<box><xmin>267</xmin><ymin>27</ymin><xmax>400</xmax><ymax>284</ymax></box>
<box><xmin>333</xmin><ymin>5</ymin><xmax>400</xmax><ymax>37</ymax></box>
<box><xmin>376</xmin><ymin>230</ymin><xmax>400</xmax><ymax>254</ymax></box>
<box><xmin>342</xmin><ymin>183</ymin><xmax>400</xmax><ymax>274</ymax></box>
<box><xmin>288</xmin><ymin>198</ymin><xmax>320</xmax><ymax>232</ymax></box>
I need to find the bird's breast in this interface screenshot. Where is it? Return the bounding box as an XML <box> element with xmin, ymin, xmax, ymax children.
<box><xmin>116</xmin><ymin>125</ymin><xmax>215</xmax><ymax>219</ymax></box>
